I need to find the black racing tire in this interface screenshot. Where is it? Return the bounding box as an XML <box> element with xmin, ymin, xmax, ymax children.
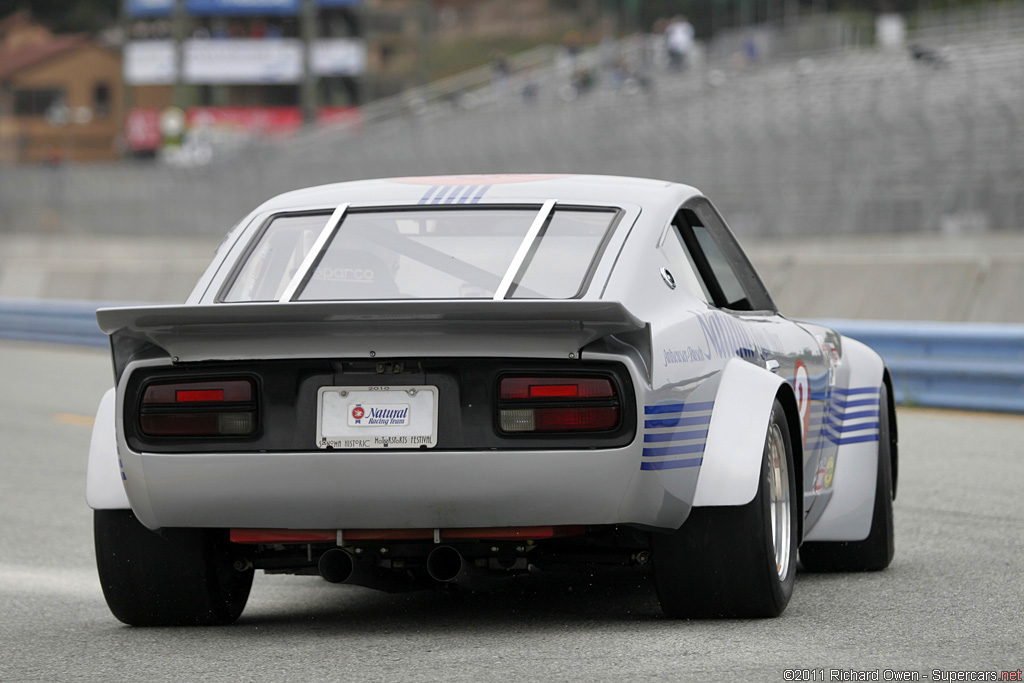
<box><xmin>799</xmin><ymin>382</ymin><xmax>895</xmax><ymax>572</ymax></box>
<box><xmin>94</xmin><ymin>509</ymin><xmax>253</xmax><ymax>626</ymax></box>
<box><xmin>652</xmin><ymin>399</ymin><xmax>798</xmax><ymax>618</ymax></box>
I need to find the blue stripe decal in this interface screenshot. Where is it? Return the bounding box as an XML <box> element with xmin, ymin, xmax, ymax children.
<box><xmin>469</xmin><ymin>184</ymin><xmax>493</xmax><ymax>204</ymax></box>
<box><xmin>645</xmin><ymin>415</ymin><xmax>712</xmax><ymax>429</ymax></box>
<box><xmin>641</xmin><ymin>458</ymin><xmax>704</xmax><ymax>471</ymax></box>
<box><xmin>418</xmin><ymin>186</ymin><xmax>441</xmax><ymax>204</ymax></box>
<box><xmin>834</xmin><ymin>398</ymin><xmax>879</xmax><ymax>410</ymax></box>
<box><xmin>644</xmin><ymin>429</ymin><xmax>709</xmax><ymax>443</ymax></box>
<box><xmin>832</xmin><ymin>409</ymin><xmax>880</xmax><ymax>421</ymax></box>
<box><xmin>454</xmin><ymin>185</ymin><xmax>478</xmax><ymax>204</ymax></box>
<box><xmin>430</xmin><ymin>185</ymin><xmax>452</xmax><ymax>204</ymax></box>
<box><xmin>831</xmin><ymin>421</ymin><xmax>880</xmax><ymax>434</ymax></box>
<box><xmin>832</xmin><ymin>433</ymin><xmax>880</xmax><ymax>445</ymax></box>
<box><xmin>644</xmin><ymin>401</ymin><xmax>715</xmax><ymax>415</ymax></box>
<box><xmin>834</xmin><ymin>386</ymin><xmax>881</xmax><ymax>396</ymax></box>
<box><xmin>642</xmin><ymin>443</ymin><xmax>705</xmax><ymax>458</ymax></box>
<box><xmin>810</xmin><ymin>391</ymin><xmax>830</xmax><ymax>401</ymax></box>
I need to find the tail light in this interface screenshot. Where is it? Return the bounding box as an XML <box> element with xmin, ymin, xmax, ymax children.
<box><xmin>497</xmin><ymin>376</ymin><xmax>620</xmax><ymax>433</ymax></box>
<box><xmin>140</xmin><ymin>378</ymin><xmax>257</xmax><ymax>437</ymax></box>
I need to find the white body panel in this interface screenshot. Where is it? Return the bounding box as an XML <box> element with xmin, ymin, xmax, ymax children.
<box><xmin>124</xmin><ymin>448</ymin><xmax>642</xmax><ymax>530</ymax></box>
<box><xmin>85</xmin><ymin>389</ymin><xmax>130</xmax><ymax>510</ymax></box>
<box><xmin>693</xmin><ymin>358</ymin><xmax>784</xmax><ymax>506</ymax></box>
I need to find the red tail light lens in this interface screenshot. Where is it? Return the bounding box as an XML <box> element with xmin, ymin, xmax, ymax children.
<box><xmin>500</xmin><ymin>377</ymin><xmax>614</xmax><ymax>400</ymax></box>
<box><xmin>498</xmin><ymin>375</ymin><xmax>620</xmax><ymax>433</ymax></box>
<box><xmin>140</xmin><ymin>378</ymin><xmax>257</xmax><ymax>437</ymax></box>
<box><xmin>143</xmin><ymin>380</ymin><xmax>252</xmax><ymax>405</ymax></box>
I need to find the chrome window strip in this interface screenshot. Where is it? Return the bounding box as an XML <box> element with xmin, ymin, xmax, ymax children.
<box><xmin>492</xmin><ymin>199</ymin><xmax>556</xmax><ymax>301</ymax></box>
<box><xmin>278</xmin><ymin>203</ymin><xmax>349</xmax><ymax>302</ymax></box>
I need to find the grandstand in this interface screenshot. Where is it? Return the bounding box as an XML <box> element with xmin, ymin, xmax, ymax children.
<box><xmin>1</xmin><ymin>7</ymin><xmax>1022</xmax><ymax>240</ymax></box>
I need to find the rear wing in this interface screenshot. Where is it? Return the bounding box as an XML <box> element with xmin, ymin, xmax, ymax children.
<box><xmin>97</xmin><ymin>300</ymin><xmax>648</xmax><ymax>381</ymax></box>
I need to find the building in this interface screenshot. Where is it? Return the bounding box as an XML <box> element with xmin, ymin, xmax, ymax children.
<box><xmin>0</xmin><ymin>12</ymin><xmax>124</xmax><ymax>163</ymax></box>
<box><xmin>122</xmin><ymin>0</ymin><xmax>370</xmax><ymax>154</ymax></box>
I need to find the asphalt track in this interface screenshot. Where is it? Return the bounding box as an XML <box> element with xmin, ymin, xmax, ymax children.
<box><xmin>1</xmin><ymin>341</ymin><xmax>1021</xmax><ymax>683</ymax></box>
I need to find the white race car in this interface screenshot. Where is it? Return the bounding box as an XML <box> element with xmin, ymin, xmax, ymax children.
<box><xmin>88</xmin><ymin>174</ymin><xmax>896</xmax><ymax>625</ymax></box>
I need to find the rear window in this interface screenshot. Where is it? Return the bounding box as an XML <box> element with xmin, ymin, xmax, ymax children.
<box><xmin>223</xmin><ymin>207</ymin><xmax>618</xmax><ymax>302</ymax></box>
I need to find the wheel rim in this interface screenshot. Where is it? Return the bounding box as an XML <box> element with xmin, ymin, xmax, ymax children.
<box><xmin>767</xmin><ymin>422</ymin><xmax>792</xmax><ymax>582</ymax></box>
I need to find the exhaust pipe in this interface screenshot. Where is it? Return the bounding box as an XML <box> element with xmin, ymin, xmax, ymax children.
<box><xmin>318</xmin><ymin>548</ymin><xmax>424</xmax><ymax>593</ymax></box>
<box><xmin>425</xmin><ymin>545</ymin><xmax>513</xmax><ymax>591</ymax></box>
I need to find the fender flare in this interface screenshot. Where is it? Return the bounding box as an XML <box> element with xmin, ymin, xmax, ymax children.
<box><xmin>803</xmin><ymin>336</ymin><xmax>886</xmax><ymax>542</ymax></box>
<box><xmin>86</xmin><ymin>388</ymin><xmax>130</xmax><ymax>510</ymax></box>
<box><xmin>693</xmin><ymin>357</ymin><xmax>795</xmax><ymax>507</ymax></box>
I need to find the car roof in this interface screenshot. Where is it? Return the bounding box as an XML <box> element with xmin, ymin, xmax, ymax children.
<box><xmin>256</xmin><ymin>174</ymin><xmax>702</xmax><ymax>211</ymax></box>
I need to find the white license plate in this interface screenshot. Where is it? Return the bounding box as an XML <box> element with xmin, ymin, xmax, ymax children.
<box><xmin>316</xmin><ymin>385</ymin><xmax>438</xmax><ymax>450</ymax></box>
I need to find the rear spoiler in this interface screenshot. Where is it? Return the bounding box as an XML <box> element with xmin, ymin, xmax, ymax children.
<box><xmin>97</xmin><ymin>300</ymin><xmax>648</xmax><ymax>381</ymax></box>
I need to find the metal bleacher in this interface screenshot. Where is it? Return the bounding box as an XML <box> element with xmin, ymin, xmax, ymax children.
<box><xmin>1</xmin><ymin>10</ymin><xmax>1022</xmax><ymax>240</ymax></box>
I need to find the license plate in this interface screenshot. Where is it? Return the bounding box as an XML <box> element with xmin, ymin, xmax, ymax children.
<box><xmin>316</xmin><ymin>385</ymin><xmax>438</xmax><ymax>450</ymax></box>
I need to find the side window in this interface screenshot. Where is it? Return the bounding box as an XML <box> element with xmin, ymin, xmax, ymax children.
<box><xmin>672</xmin><ymin>199</ymin><xmax>775</xmax><ymax>312</ymax></box>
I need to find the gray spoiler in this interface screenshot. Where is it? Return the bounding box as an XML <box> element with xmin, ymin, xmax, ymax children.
<box><xmin>97</xmin><ymin>300</ymin><xmax>648</xmax><ymax>379</ymax></box>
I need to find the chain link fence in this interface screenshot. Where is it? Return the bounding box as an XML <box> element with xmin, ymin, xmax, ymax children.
<box><xmin>1</xmin><ymin>19</ymin><xmax>1022</xmax><ymax>241</ymax></box>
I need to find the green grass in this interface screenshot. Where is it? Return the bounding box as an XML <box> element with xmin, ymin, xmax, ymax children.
<box><xmin>427</xmin><ymin>31</ymin><xmax>577</xmax><ymax>80</ymax></box>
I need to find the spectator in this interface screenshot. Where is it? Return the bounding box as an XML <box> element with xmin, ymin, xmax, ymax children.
<box><xmin>665</xmin><ymin>15</ymin><xmax>694</xmax><ymax>71</ymax></box>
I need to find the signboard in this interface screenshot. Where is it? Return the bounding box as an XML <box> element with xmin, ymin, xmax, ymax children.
<box><xmin>125</xmin><ymin>105</ymin><xmax>362</xmax><ymax>151</ymax></box>
<box><xmin>186</xmin><ymin>0</ymin><xmax>299</xmax><ymax>16</ymax></box>
<box><xmin>188</xmin><ymin>106</ymin><xmax>305</xmax><ymax>132</ymax></box>
<box><xmin>125</xmin><ymin>38</ymin><xmax>366</xmax><ymax>84</ymax></box>
<box><xmin>311</xmin><ymin>38</ymin><xmax>366</xmax><ymax>77</ymax></box>
<box><xmin>183</xmin><ymin>38</ymin><xmax>303</xmax><ymax>83</ymax></box>
<box><xmin>125</xmin><ymin>108</ymin><xmax>164</xmax><ymax>151</ymax></box>
<box><xmin>126</xmin><ymin>0</ymin><xmax>359</xmax><ymax>17</ymax></box>
<box><xmin>125</xmin><ymin>0</ymin><xmax>173</xmax><ymax>17</ymax></box>
<box><xmin>124</xmin><ymin>40</ymin><xmax>176</xmax><ymax>85</ymax></box>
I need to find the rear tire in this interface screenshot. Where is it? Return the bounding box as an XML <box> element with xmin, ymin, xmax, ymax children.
<box><xmin>799</xmin><ymin>383</ymin><xmax>895</xmax><ymax>572</ymax></box>
<box><xmin>652</xmin><ymin>399</ymin><xmax>798</xmax><ymax>618</ymax></box>
<box><xmin>94</xmin><ymin>509</ymin><xmax>253</xmax><ymax>626</ymax></box>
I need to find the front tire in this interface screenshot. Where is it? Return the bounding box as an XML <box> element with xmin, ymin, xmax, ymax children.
<box><xmin>799</xmin><ymin>382</ymin><xmax>895</xmax><ymax>572</ymax></box>
<box><xmin>95</xmin><ymin>509</ymin><xmax>253</xmax><ymax>626</ymax></box>
<box><xmin>652</xmin><ymin>399</ymin><xmax>798</xmax><ymax>618</ymax></box>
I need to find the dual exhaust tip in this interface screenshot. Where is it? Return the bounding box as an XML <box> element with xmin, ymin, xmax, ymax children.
<box><xmin>319</xmin><ymin>545</ymin><xmax>510</xmax><ymax>592</ymax></box>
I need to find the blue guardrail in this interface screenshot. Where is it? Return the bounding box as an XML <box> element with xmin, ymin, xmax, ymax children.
<box><xmin>0</xmin><ymin>298</ymin><xmax>110</xmax><ymax>348</ymax></box>
<box><xmin>819</xmin><ymin>319</ymin><xmax>1024</xmax><ymax>414</ymax></box>
<box><xmin>1</xmin><ymin>299</ymin><xmax>1022</xmax><ymax>413</ymax></box>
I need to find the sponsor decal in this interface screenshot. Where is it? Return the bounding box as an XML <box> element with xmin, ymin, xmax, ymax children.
<box><xmin>662</xmin><ymin>346</ymin><xmax>711</xmax><ymax>366</ymax></box>
<box><xmin>794</xmin><ymin>359</ymin><xmax>811</xmax><ymax>444</ymax></box>
<box><xmin>824</xmin><ymin>455</ymin><xmax>836</xmax><ymax>488</ymax></box>
<box><xmin>663</xmin><ymin>312</ymin><xmax>785</xmax><ymax>369</ymax></box>
<box><xmin>814</xmin><ymin>467</ymin><xmax>826</xmax><ymax>492</ymax></box>
<box><xmin>347</xmin><ymin>404</ymin><xmax>410</xmax><ymax>427</ymax></box>
<box><xmin>692</xmin><ymin>310</ymin><xmax>784</xmax><ymax>362</ymax></box>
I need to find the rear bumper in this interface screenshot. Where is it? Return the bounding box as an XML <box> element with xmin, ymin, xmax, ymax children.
<box><xmin>119</xmin><ymin>445</ymin><xmax>695</xmax><ymax>532</ymax></box>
